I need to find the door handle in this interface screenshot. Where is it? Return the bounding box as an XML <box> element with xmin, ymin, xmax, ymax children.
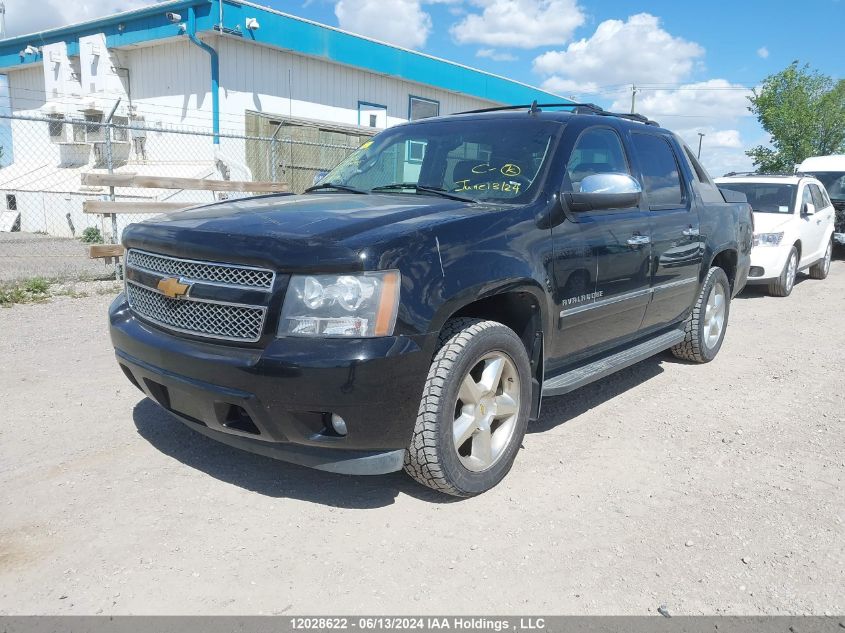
<box><xmin>627</xmin><ymin>234</ymin><xmax>651</xmax><ymax>247</ymax></box>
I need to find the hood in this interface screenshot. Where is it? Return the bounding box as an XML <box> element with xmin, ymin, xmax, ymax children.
<box><xmin>121</xmin><ymin>192</ymin><xmax>499</xmax><ymax>271</ymax></box>
<box><xmin>752</xmin><ymin>212</ymin><xmax>792</xmax><ymax>234</ymax></box>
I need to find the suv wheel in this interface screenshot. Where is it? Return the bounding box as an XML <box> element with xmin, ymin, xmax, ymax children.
<box><xmin>768</xmin><ymin>246</ymin><xmax>798</xmax><ymax>296</ymax></box>
<box><xmin>671</xmin><ymin>266</ymin><xmax>731</xmax><ymax>363</ymax></box>
<box><xmin>404</xmin><ymin>318</ymin><xmax>531</xmax><ymax>497</ymax></box>
<box><xmin>808</xmin><ymin>239</ymin><xmax>832</xmax><ymax>280</ymax></box>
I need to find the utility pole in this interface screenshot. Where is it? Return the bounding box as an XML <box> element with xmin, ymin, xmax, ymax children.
<box><xmin>0</xmin><ymin>3</ymin><xmax>6</xmax><ymax>40</ymax></box>
<box><xmin>697</xmin><ymin>132</ymin><xmax>706</xmax><ymax>159</ymax></box>
<box><xmin>630</xmin><ymin>84</ymin><xmax>638</xmax><ymax>114</ymax></box>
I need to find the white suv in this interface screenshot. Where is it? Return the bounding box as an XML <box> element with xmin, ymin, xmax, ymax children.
<box><xmin>715</xmin><ymin>174</ymin><xmax>835</xmax><ymax>296</ymax></box>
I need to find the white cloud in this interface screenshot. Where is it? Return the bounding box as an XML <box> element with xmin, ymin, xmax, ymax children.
<box><xmin>476</xmin><ymin>48</ymin><xmax>517</xmax><ymax>62</ymax></box>
<box><xmin>2</xmin><ymin>0</ymin><xmax>159</xmax><ymax>37</ymax></box>
<box><xmin>533</xmin><ymin>13</ymin><xmax>704</xmax><ymax>96</ymax></box>
<box><xmin>539</xmin><ymin>77</ymin><xmax>602</xmax><ymax>97</ymax></box>
<box><xmin>676</xmin><ymin>127</ymin><xmax>753</xmax><ymax>177</ymax></box>
<box><xmin>451</xmin><ymin>0</ymin><xmax>586</xmax><ymax>49</ymax></box>
<box><xmin>757</xmin><ymin>46</ymin><xmax>769</xmax><ymax>59</ymax></box>
<box><xmin>335</xmin><ymin>0</ymin><xmax>432</xmax><ymax>49</ymax></box>
<box><xmin>608</xmin><ymin>79</ymin><xmax>752</xmax><ymax>128</ymax></box>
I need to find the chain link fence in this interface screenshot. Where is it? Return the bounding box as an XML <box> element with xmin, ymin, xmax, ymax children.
<box><xmin>0</xmin><ymin>112</ymin><xmax>368</xmax><ymax>283</ymax></box>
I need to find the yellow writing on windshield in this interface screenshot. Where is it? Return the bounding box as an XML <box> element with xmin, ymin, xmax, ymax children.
<box><xmin>470</xmin><ymin>163</ymin><xmax>523</xmax><ymax>177</ymax></box>
<box><xmin>454</xmin><ymin>179</ymin><xmax>522</xmax><ymax>194</ymax></box>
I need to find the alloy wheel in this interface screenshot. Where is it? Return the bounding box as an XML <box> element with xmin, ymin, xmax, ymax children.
<box><xmin>453</xmin><ymin>352</ymin><xmax>521</xmax><ymax>472</ymax></box>
<box><xmin>703</xmin><ymin>282</ymin><xmax>726</xmax><ymax>349</ymax></box>
<box><xmin>786</xmin><ymin>253</ymin><xmax>797</xmax><ymax>292</ymax></box>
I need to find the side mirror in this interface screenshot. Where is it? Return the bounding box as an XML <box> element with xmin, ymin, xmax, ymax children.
<box><xmin>803</xmin><ymin>202</ymin><xmax>816</xmax><ymax>216</ymax></box>
<box><xmin>564</xmin><ymin>173</ymin><xmax>642</xmax><ymax>212</ymax></box>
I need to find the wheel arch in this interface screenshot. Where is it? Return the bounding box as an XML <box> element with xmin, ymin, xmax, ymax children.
<box><xmin>708</xmin><ymin>247</ymin><xmax>739</xmax><ymax>292</ymax></box>
<box><xmin>435</xmin><ymin>281</ymin><xmax>547</xmax><ymax>422</ymax></box>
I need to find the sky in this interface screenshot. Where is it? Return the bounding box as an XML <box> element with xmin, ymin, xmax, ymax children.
<box><xmin>2</xmin><ymin>0</ymin><xmax>843</xmax><ymax>175</ymax></box>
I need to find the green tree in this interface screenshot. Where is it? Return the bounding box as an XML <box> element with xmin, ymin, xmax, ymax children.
<box><xmin>747</xmin><ymin>62</ymin><xmax>845</xmax><ymax>173</ymax></box>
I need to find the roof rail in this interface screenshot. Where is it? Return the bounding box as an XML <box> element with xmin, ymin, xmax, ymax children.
<box><xmin>722</xmin><ymin>171</ymin><xmax>803</xmax><ymax>178</ymax></box>
<box><xmin>455</xmin><ymin>101</ymin><xmax>660</xmax><ymax>126</ymax></box>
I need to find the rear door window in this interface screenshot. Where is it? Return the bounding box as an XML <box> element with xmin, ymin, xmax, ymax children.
<box><xmin>631</xmin><ymin>133</ymin><xmax>685</xmax><ymax>209</ymax></box>
<box><xmin>809</xmin><ymin>183</ymin><xmax>827</xmax><ymax>209</ymax></box>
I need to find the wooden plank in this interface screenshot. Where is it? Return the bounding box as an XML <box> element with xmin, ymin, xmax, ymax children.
<box><xmin>83</xmin><ymin>200</ymin><xmax>195</xmax><ymax>214</ymax></box>
<box><xmin>81</xmin><ymin>172</ymin><xmax>289</xmax><ymax>193</ymax></box>
<box><xmin>88</xmin><ymin>244</ymin><xmax>125</xmax><ymax>259</ymax></box>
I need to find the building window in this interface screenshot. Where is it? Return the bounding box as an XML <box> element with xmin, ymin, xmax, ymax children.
<box><xmin>409</xmin><ymin>96</ymin><xmax>439</xmax><ymax>121</ymax></box>
<box><xmin>47</xmin><ymin>114</ymin><xmax>65</xmax><ymax>142</ymax></box>
<box><xmin>6</xmin><ymin>194</ymin><xmax>17</xmax><ymax>211</ymax></box>
<box><xmin>407</xmin><ymin>140</ymin><xmax>427</xmax><ymax>163</ymax></box>
<box><xmin>358</xmin><ymin>102</ymin><xmax>387</xmax><ymax>129</ymax></box>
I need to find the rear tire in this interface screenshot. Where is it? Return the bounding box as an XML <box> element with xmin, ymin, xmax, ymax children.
<box><xmin>768</xmin><ymin>246</ymin><xmax>798</xmax><ymax>296</ymax></box>
<box><xmin>404</xmin><ymin>318</ymin><xmax>531</xmax><ymax>497</ymax></box>
<box><xmin>808</xmin><ymin>239</ymin><xmax>832</xmax><ymax>280</ymax></box>
<box><xmin>671</xmin><ymin>266</ymin><xmax>731</xmax><ymax>364</ymax></box>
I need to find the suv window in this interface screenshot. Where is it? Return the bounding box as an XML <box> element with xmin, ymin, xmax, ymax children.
<box><xmin>721</xmin><ymin>182</ymin><xmax>795</xmax><ymax>213</ymax></box>
<box><xmin>631</xmin><ymin>133</ymin><xmax>685</xmax><ymax>208</ymax></box>
<box><xmin>563</xmin><ymin>127</ymin><xmax>629</xmax><ymax>192</ymax></box>
<box><xmin>809</xmin><ymin>183</ymin><xmax>827</xmax><ymax>210</ymax></box>
<box><xmin>801</xmin><ymin>185</ymin><xmax>814</xmax><ymax>212</ymax></box>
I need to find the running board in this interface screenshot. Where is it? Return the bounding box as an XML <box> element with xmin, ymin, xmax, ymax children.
<box><xmin>542</xmin><ymin>328</ymin><xmax>686</xmax><ymax>397</ymax></box>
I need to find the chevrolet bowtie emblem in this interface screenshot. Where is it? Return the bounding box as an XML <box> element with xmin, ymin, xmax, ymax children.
<box><xmin>157</xmin><ymin>276</ymin><xmax>191</xmax><ymax>299</ymax></box>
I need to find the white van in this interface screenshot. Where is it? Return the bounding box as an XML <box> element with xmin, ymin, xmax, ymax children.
<box><xmin>798</xmin><ymin>155</ymin><xmax>845</xmax><ymax>245</ymax></box>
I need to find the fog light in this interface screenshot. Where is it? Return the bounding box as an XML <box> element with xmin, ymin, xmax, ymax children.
<box><xmin>330</xmin><ymin>413</ymin><xmax>348</xmax><ymax>436</ymax></box>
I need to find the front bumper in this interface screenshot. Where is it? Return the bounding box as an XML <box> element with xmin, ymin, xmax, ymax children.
<box><xmin>110</xmin><ymin>294</ymin><xmax>434</xmax><ymax>475</ymax></box>
<box><xmin>746</xmin><ymin>244</ymin><xmax>790</xmax><ymax>283</ymax></box>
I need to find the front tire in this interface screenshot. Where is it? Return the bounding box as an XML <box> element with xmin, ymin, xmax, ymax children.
<box><xmin>768</xmin><ymin>246</ymin><xmax>798</xmax><ymax>296</ymax></box>
<box><xmin>808</xmin><ymin>239</ymin><xmax>832</xmax><ymax>280</ymax></box>
<box><xmin>404</xmin><ymin>318</ymin><xmax>531</xmax><ymax>497</ymax></box>
<box><xmin>671</xmin><ymin>266</ymin><xmax>731</xmax><ymax>363</ymax></box>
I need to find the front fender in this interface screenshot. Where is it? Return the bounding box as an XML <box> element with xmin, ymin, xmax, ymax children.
<box><xmin>429</xmin><ymin>276</ymin><xmax>549</xmax><ymax>335</ymax></box>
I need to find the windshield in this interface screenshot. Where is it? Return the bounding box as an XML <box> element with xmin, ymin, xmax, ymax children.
<box><xmin>803</xmin><ymin>171</ymin><xmax>845</xmax><ymax>200</ymax></box>
<box><xmin>314</xmin><ymin>118</ymin><xmax>561</xmax><ymax>203</ymax></box>
<box><xmin>723</xmin><ymin>183</ymin><xmax>796</xmax><ymax>213</ymax></box>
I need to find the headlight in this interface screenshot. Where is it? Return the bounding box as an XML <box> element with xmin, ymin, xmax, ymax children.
<box><xmin>753</xmin><ymin>232</ymin><xmax>784</xmax><ymax>247</ymax></box>
<box><xmin>279</xmin><ymin>271</ymin><xmax>400</xmax><ymax>337</ymax></box>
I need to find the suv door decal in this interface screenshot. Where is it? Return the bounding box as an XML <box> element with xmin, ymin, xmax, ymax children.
<box><xmin>560</xmin><ymin>277</ymin><xmax>696</xmax><ymax>318</ymax></box>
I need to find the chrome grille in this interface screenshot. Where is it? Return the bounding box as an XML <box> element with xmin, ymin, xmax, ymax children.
<box><xmin>126</xmin><ymin>282</ymin><xmax>266</xmax><ymax>343</ymax></box>
<box><xmin>126</xmin><ymin>249</ymin><xmax>274</xmax><ymax>290</ymax></box>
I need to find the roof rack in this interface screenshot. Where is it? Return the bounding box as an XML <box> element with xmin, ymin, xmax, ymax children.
<box><xmin>455</xmin><ymin>101</ymin><xmax>660</xmax><ymax>126</ymax></box>
<box><xmin>722</xmin><ymin>171</ymin><xmax>801</xmax><ymax>178</ymax></box>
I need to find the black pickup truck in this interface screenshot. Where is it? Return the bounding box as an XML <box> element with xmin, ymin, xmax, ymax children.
<box><xmin>109</xmin><ymin>104</ymin><xmax>752</xmax><ymax>496</ymax></box>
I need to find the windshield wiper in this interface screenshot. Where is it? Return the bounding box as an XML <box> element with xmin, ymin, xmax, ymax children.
<box><xmin>304</xmin><ymin>182</ymin><xmax>369</xmax><ymax>194</ymax></box>
<box><xmin>371</xmin><ymin>183</ymin><xmax>477</xmax><ymax>203</ymax></box>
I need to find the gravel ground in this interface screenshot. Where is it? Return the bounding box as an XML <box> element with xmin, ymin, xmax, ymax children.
<box><xmin>0</xmin><ymin>263</ymin><xmax>843</xmax><ymax>615</ymax></box>
<box><xmin>0</xmin><ymin>232</ymin><xmax>117</xmax><ymax>282</ymax></box>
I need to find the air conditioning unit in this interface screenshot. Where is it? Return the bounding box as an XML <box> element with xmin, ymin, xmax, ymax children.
<box><xmin>92</xmin><ymin>141</ymin><xmax>130</xmax><ymax>168</ymax></box>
